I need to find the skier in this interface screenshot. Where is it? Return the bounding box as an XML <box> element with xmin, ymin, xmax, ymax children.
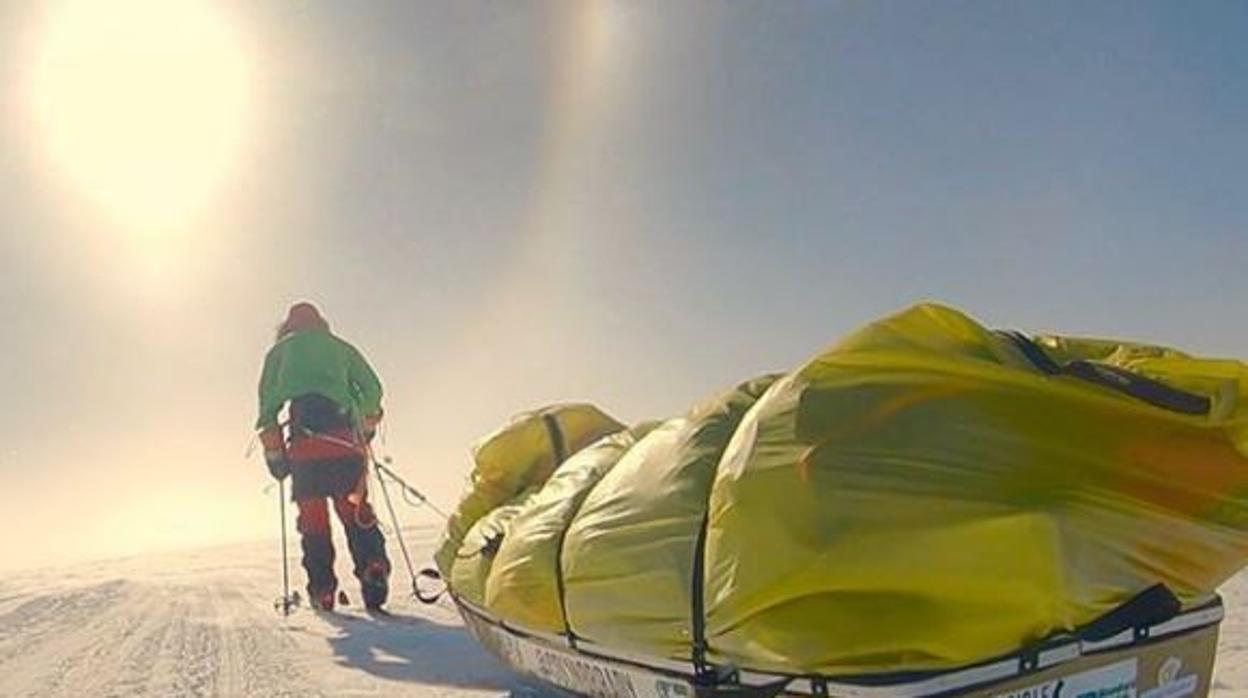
<box><xmin>256</xmin><ymin>302</ymin><xmax>391</xmax><ymax>611</ymax></box>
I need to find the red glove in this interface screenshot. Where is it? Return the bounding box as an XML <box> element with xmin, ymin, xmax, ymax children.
<box><xmin>259</xmin><ymin>426</ymin><xmax>288</xmax><ymax>480</ymax></box>
<box><xmin>362</xmin><ymin>412</ymin><xmax>383</xmax><ymax>442</ymax></box>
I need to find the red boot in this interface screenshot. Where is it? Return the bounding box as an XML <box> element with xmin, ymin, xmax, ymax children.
<box><xmin>313</xmin><ymin>588</ymin><xmax>337</xmax><ymax>611</ymax></box>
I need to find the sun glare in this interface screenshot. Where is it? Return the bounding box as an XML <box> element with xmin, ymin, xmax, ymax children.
<box><xmin>28</xmin><ymin>0</ymin><xmax>253</xmax><ymax>236</ymax></box>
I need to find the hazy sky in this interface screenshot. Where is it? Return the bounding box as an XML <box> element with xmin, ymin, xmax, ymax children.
<box><xmin>2</xmin><ymin>1</ymin><xmax>1246</xmax><ymax>571</ymax></box>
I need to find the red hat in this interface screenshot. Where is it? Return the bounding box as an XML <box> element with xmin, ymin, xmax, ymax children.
<box><xmin>277</xmin><ymin>302</ymin><xmax>329</xmax><ymax>338</ymax></box>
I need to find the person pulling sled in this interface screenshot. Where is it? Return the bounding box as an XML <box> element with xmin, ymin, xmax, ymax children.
<box><xmin>256</xmin><ymin>302</ymin><xmax>391</xmax><ymax>611</ymax></box>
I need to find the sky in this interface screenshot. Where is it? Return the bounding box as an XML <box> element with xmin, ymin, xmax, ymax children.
<box><xmin>1</xmin><ymin>0</ymin><xmax>1246</xmax><ymax>571</ymax></box>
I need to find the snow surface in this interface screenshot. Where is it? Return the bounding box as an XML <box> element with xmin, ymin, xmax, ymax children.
<box><xmin>0</xmin><ymin>524</ymin><xmax>521</xmax><ymax>697</ymax></box>
<box><xmin>1</xmin><ymin>523</ymin><xmax>1246</xmax><ymax>697</ymax></box>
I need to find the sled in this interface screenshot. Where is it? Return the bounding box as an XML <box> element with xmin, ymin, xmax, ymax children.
<box><xmin>454</xmin><ymin>592</ymin><xmax>1223</xmax><ymax>698</ymax></box>
<box><xmin>435</xmin><ymin>304</ymin><xmax>1248</xmax><ymax>695</ymax></box>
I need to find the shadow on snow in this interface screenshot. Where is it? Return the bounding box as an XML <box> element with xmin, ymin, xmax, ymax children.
<box><xmin>322</xmin><ymin>611</ymin><xmax>527</xmax><ymax>692</ymax></box>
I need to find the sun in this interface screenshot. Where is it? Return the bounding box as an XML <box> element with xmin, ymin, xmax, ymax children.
<box><xmin>28</xmin><ymin>0</ymin><xmax>254</xmax><ymax>235</ymax></box>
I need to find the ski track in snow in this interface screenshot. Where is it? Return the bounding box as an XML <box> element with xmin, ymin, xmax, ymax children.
<box><xmin>0</xmin><ymin>525</ymin><xmax>521</xmax><ymax>698</ymax></box>
<box><xmin>0</xmin><ymin>524</ymin><xmax>1245</xmax><ymax>697</ymax></box>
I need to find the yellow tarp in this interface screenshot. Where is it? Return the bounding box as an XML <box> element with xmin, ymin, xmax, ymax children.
<box><xmin>564</xmin><ymin>377</ymin><xmax>778</xmax><ymax>658</ymax></box>
<box><xmin>440</xmin><ymin>303</ymin><xmax>1248</xmax><ymax>675</ymax></box>
<box><xmin>485</xmin><ymin>423</ymin><xmax>657</xmax><ymax>632</ymax></box>
<box><xmin>449</xmin><ymin>488</ymin><xmax>537</xmax><ymax>607</ymax></box>
<box><xmin>434</xmin><ymin>403</ymin><xmax>623</xmax><ymax>574</ymax></box>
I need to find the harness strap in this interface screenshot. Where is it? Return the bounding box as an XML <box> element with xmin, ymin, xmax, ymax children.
<box><xmin>291</xmin><ymin>426</ymin><xmax>367</xmax><ymax>454</ymax></box>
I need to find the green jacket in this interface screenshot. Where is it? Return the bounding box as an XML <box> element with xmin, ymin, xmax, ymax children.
<box><xmin>255</xmin><ymin>329</ymin><xmax>383</xmax><ymax>430</ymax></box>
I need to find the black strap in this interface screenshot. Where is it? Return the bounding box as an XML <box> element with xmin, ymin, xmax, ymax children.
<box><xmin>541</xmin><ymin>412</ymin><xmax>582</xmax><ymax>641</ymax></box>
<box><xmin>1000</xmin><ymin>331</ymin><xmax>1210</xmax><ymax>416</ymax></box>
<box><xmin>542</xmin><ymin>413</ymin><xmax>569</xmax><ymax>465</ymax></box>
<box><xmin>690</xmin><ymin>513</ymin><xmax>711</xmax><ymax>677</ymax></box>
<box><xmin>1077</xmin><ymin>583</ymin><xmax>1180</xmax><ymax>642</ymax></box>
<box><xmin>1062</xmin><ymin>361</ymin><xmax>1210</xmax><ymax>416</ymax></box>
<box><xmin>1000</xmin><ymin>331</ymin><xmax>1062</xmax><ymax>375</ymax></box>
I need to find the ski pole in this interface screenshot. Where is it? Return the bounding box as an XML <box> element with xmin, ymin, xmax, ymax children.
<box><xmin>275</xmin><ymin>478</ymin><xmax>300</xmax><ymax>616</ymax></box>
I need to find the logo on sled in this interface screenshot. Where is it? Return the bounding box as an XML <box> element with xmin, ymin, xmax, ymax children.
<box><xmin>996</xmin><ymin>659</ymin><xmax>1136</xmax><ymax>698</ymax></box>
<box><xmin>1140</xmin><ymin>657</ymin><xmax>1198</xmax><ymax>698</ymax></box>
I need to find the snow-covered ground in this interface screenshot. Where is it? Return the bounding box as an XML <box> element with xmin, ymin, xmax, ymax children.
<box><xmin>0</xmin><ymin>524</ymin><xmax>520</xmax><ymax>697</ymax></box>
<box><xmin>1</xmin><ymin>524</ymin><xmax>1246</xmax><ymax>697</ymax></box>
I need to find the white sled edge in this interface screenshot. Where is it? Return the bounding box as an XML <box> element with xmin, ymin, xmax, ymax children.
<box><xmin>453</xmin><ymin>594</ymin><xmax>1225</xmax><ymax>698</ymax></box>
